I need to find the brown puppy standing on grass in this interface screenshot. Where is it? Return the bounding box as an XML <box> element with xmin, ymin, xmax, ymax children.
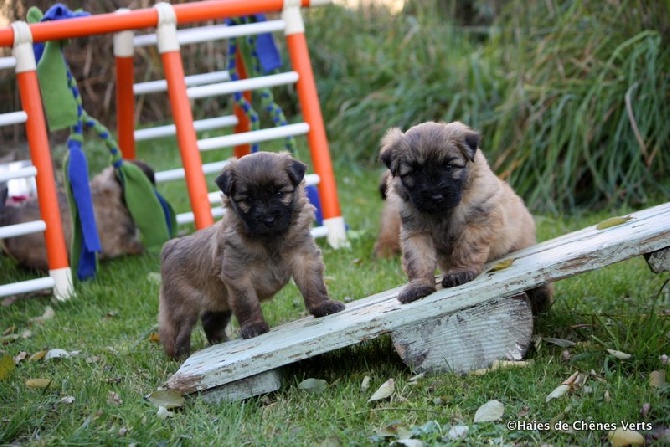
<box><xmin>158</xmin><ymin>151</ymin><xmax>345</xmax><ymax>359</ymax></box>
<box><xmin>379</xmin><ymin>121</ymin><xmax>552</xmax><ymax>314</ymax></box>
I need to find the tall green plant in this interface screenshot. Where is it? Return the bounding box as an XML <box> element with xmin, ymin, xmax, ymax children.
<box><xmin>486</xmin><ymin>0</ymin><xmax>670</xmax><ymax>212</ymax></box>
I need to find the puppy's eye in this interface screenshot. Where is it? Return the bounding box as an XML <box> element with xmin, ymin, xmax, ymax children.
<box><xmin>276</xmin><ymin>191</ymin><xmax>284</xmax><ymax>198</ymax></box>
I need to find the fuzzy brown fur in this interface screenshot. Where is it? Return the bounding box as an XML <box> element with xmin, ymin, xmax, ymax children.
<box><xmin>158</xmin><ymin>151</ymin><xmax>345</xmax><ymax>359</ymax></box>
<box><xmin>0</xmin><ymin>162</ymin><xmax>152</xmax><ymax>271</ymax></box>
<box><xmin>372</xmin><ymin>170</ymin><xmax>402</xmax><ymax>258</ymax></box>
<box><xmin>379</xmin><ymin>121</ymin><xmax>552</xmax><ymax>314</ymax></box>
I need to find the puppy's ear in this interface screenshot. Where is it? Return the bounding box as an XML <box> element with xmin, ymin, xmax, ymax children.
<box><xmin>462</xmin><ymin>130</ymin><xmax>479</xmax><ymax>162</ymax></box>
<box><xmin>215</xmin><ymin>165</ymin><xmax>235</xmax><ymax>196</ymax></box>
<box><xmin>379</xmin><ymin>127</ymin><xmax>403</xmax><ymax>175</ymax></box>
<box><xmin>287</xmin><ymin>159</ymin><xmax>307</xmax><ymax>187</ymax></box>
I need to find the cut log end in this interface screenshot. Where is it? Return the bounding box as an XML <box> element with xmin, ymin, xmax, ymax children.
<box><xmin>391</xmin><ymin>294</ymin><xmax>533</xmax><ymax>374</ymax></box>
<box><xmin>645</xmin><ymin>247</ymin><xmax>670</xmax><ymax>273</ymax></box>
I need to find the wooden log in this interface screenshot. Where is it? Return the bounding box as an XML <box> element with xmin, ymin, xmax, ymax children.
<box><xmin>645</xmin><ymin>247</ymin><xmax>670</xmax><ymax>273</ymax></box>
<box><xmin>201</xmin><ymin>370</ymin><xmax>283</xmax><ymax>403</ymax></box>
<box><xmin>167</xmin><ymin>202</ymin><xmax>670</xmax><ymax>399</ymax></box>
<box><xmin>391</xmin><ymin>294</ymin><xmax>532</xmax><ymax>374</ymax></box>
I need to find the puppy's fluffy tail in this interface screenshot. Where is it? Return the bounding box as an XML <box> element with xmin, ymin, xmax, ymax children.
<box><xmin>526</xmin><ymin>283</ymin><xmax>554</xmax><ymax>316</ymax></box>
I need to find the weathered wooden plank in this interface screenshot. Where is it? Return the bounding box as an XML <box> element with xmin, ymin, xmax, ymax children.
<box><xmin>645</xmin><ymin>247</ymin><xmax>670</xmax><ymax>273</ymax></box>
<box><xmin>168</xmin><ymin>202</ymin><xmax>670</xmax><ymax>395</ymax></box>
<box><xmin>391</xmin><ymin>294</ymin><xmax>533</xmax><ymax>374</ymax></box>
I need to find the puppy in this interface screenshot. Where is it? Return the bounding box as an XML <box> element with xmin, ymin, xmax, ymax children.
<box><xmin>372</xmin><ymin>170</ymin><xmax>402</xmax><ymax>258</ymax></box>
<box><xmin>380</xmin><ymin>121</ymin><xmax>552</xmax><ymax>314</ymax></box>
<box><xmin>158</xmin><ymin>151</ymin><xmax>345</xmax><ymax>359</ymax></box>
<box><xmin>0</xmin><ymin>161</ymin><xmax>154</xmax><ymax>271</ymax></box>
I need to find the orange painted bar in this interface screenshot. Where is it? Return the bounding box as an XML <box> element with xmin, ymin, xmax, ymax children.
<box><xmin>233</xmin><ymin>51</ymin><xmax>251</xmax><ymax>158</ymax></box>
<box><xmin>17</xmin><ymin>71</ymin><xmax>69</xmax><ymax>270</ymax></box>
<box><xmin>161</xmin><ymin>50</ymin><xmax>214</xmax><ymax>229</ymax></box>
<box><xmin>115</xmin><ymin>56</ymin><xmax>136</xmax><ymax>159</ymax></box>
<box><xmin>286</xmin><ymin>32</ymin><xmax>341</xmax><ymax>220</ymax></box>
<box><xmin>0</xmin><ymin>0</ymin><xmax>315</xmax><ymax>47</ymax></box>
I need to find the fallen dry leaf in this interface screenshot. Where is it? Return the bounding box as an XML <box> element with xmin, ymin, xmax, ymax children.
<box><xmin>608</xmin><ymin>427</ymin><xmax>644</xmax><ymax>446</ymax></box>
<box><xmin>369</xmin><ymin>378</ymin><xmax>395</xmax><ymax>402</ymax></box>
<box><xmin>544</xmin><ymin>337</ymin><xmax>576</xmax><ymax>348</ymax></box>
<box><xmin>30</xmin><ymin>306</ymin><xmax>56</xmax><ymax>324</ymax></box>
<box><xmin>14</xmin><ymin>351</ymin><xmax>28</xmax><ymax>365</ymax></box>
<box><xmin>607</xmin><ymin>349</ymin><xmax>632</xmax><ymax>360</ymax></box>
<box><xmin>148</xmin><ymin>332</ymin><xmax>160</xmax><ymax>343</ymax></box>
<box><xmin>145</xmin><ymin>389</ymin><xmax>185</xmax><ymax>409</ymax></box>
<box><xmin>45</xmin><ymin>349</ymin><xmax>72</xmax><ymax>360</ymax></box>
<box><xmin>490</xmin><ymin>258</ymin><xmax>515</xmax><ymax>272</ymax></box>
<box><xmin>474</xmin><ymin>399</ymin><xmax>505</xmax><ymax>422</ymax></box>
<box><xmin>396</xmin><ymin>440</ymin><xmax>423</xmax><ymax>447</ymax></box>
<box><xmin>0</xmin><ymin>354</ymin><xmax>15</xmax><ymax>380</ymax></box>
<box><xmin>108</xmin><ymin>391</ymin><xmax>123</xmax><ymax>406</ymax></box>
<box><xmin>360</xmin><ymin>375</ymin><xmax>371</xmax><ymax>391</ymax></box>
<box><xmin>25</xmin><ymin>378</ymin><xmax>52</xmax><ymax>389</ymax></box>
<box><xmin>156</xmin><ymin>405</ymin><xmax>174</xmax><ymax>419</ymax></box>
<box><xmin>546</xmin><ymin>371</ymin><xmax>588</xmax><ymax>403</ymax></box>
<box><xmin>596</xmin><ymin>215</ymin><xmax>632</xmax><ymax>230</ymax></box>
<box><xmin>470</xmin><ymin>360</ymin><xmax>532</xmax><ymax>375</ymax></box>
<box><xmin>649</xmin><ymin>370</ymin><xmax>666</xmax><ymax>389</ymax></box>
<box><xmin>30</xmin><ymin>350</ymin><xmax>47</xmax><ymax>361</ymax></box>
<box><xmin>59</xmin><ymin>396</ymin><xmax>75</xmax><ymax>404</ymax></box>
<box><xmin>446</xmin><ymin>425</ymin><xmax>469</xmax><ymax>440</ymax></box>
<box><xmin>2</xmin><ymin>324</ymin><xmax>15</xmax><ymax>336</ymax></box>
<box><xmin>297</xmin><ymin>378</ymin><xmax>328</xmax><ymax>394</ymax></box>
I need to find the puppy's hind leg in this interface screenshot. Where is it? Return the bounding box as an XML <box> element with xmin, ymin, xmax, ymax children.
<box><xmin>158</xmin><ymin>287</ymin><xmax>199</xmax><ymax>360</ymax></box>
<box><xmin>201</xmin><ymin>310</ymin><xmax>231</xmax><ymax>345</ymax></box>
<box><xmin>526</xmin><ymin>283</ymin><xmax>554</xmax><ymax>316</ymax></box>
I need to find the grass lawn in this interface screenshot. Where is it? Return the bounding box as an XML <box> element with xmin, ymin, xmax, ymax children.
<box><xmin>0</xmin><ymin>137</ymin><xmax>668</xmax><ymax>446</ymax></box>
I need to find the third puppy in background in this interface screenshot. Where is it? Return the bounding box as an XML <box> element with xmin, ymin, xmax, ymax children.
<box><xmin>379</xmin><ymin>121</ymin><xmax>552</xmax><ymax>314</ymax></box>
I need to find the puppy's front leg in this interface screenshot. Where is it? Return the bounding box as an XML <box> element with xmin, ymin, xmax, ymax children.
<box><xmin>291</xmin><ymin>248</ymin><xmax>345</xmax><ymax>318</ymax></box>
<box><xmin>399</xmin><ymin>232</ymin><xmax>437</xmax><ymax>303</ymax></box>
<box><xmin>225</xmin><ymin>282</ymin><xmax>270</xmax><ymax>339</ymax></box>
<box><xmin>442</xmin><ymin>232</ymin><xmax>491</xmax><ymax>288</ymax></box>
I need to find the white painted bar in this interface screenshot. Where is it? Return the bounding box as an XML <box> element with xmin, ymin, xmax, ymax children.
<box><xmin>188</xmin><ymin>71</ymin><xmax>298</xmax><ymax>99</ymax></box>
<box><xmin>0</xmin><ymin>220</ymin><xmax>45</xmax><ymax>239</ymax></box>
<box><xmin>0</xmin><ymin>111</ymin><xmax>27</xmax><ymax>127</ymax></box>
<box><xmin>133</xmin><ymin>20</ymin><xmax>286</xmax><ymax>47</ymax></box>
<box><xmin>310</xmin><ymin>225</ymin><xmax>329</xmax><ymax>238</ymax></box>
<box><xmin>198</xmin><ymin>123</ymin><xmax>309</xmax><ymax>151</ymax></box>
<box><xmin>0</xmin><ymin>56</ymin><xmax>16</xmax><ymax>70</ymax></box>
<box><xmin>0</xmin><ymin>165</ymin><xmax>36</xmax><ymax>183</ymax></box>
<box><xmin>155</xmin><ymin>159</ymin><xmax>233</xmax><ymax>183</ymax></box>
<box><xmin>135</xmin><ymin>115</ymin><xmax>238</xmax><ymax>141</ymax></box>
<box><xmin>134</xmin><ymin>70</ymin><xmax>231</xmax><ymax>95</ymax></box>
<box><xmin>0</xmin><ymin>277</ymin><xmax>55</xmax><ymax>298</ymax></box>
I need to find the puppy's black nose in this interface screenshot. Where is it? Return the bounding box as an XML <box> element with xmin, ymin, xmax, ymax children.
<box><xmin>431</xmin><ymin>194</ymin><xmax>444</xmax><ymax>201</ymax></box>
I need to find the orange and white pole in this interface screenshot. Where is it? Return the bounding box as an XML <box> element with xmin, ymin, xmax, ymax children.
<box><xmin>233</xmin><ymin>51</ymin><xmax>252</xmax><ymax>159</ymax></box>
<box><xmin>283</xmin><ymin>0</ymin><xmax>346</xmax><ymax>247</ymax></box>
<box><xmin>113</xmin><ymin>9</ymin><xmax>136</xmax><ymax>159</ymax></box>
<box><xmin>155</xmin><ymin>2</ymin><xmax>213</xmax><ymax>229</ymax></box>
<box><xmin>12</xmin><ymin>21</ymin><xmax>74</xmax><ymax>300</ymax></box>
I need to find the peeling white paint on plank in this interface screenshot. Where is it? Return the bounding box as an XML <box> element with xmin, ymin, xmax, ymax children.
<box><xmin>168</xmin><ymin>202</ymin><xmax>670</xmax><ymax>394</ymax></box>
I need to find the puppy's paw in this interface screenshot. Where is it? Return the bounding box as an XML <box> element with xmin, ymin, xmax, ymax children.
<box><xmin>442</xmin><ymin>271</ymin><xmax>477</xmax><ymax>288</ymax></box>
<box><xmin>311</xmin><ymin>300</ymin><xmax>345</xmax><ymax>318</ymax></box>
<box><xmin>398</xmin><ymin>284</ymin><xmax>436</xmax><ymax>304</ymax></box>
<box><xmin>240</xmin><ymin>322</ymin><xmax>270</xmax><ymax>339</ymax></box>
